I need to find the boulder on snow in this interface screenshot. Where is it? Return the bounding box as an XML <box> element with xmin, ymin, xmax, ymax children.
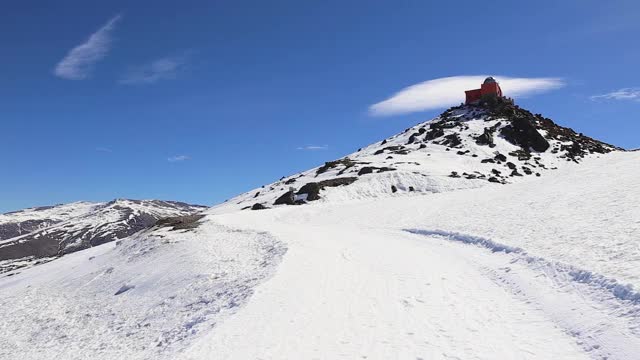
<box><xmin>494</xmin><ymin>153</ymin><xmax>507</xmax><ymax>162</ymax></box>
<box><xmin>297</xmin><ymin>183</ymin><xmax>322</xmax><ymax>201</ymax></box>
<box><xmin>155</xmin><ymin>215</ymin><xmax>205</xmax><ymax>231</ymax></box>
<box><xmin>251</xmin><ymin>203</ymin><xmax>268</xmax><ymax>210</ymax></box>
<box><xmin>295</xmin><ymin>177</ymin><xmax>358</xmax><ymax>202</ymax></box>
<box><xmin>274</xmin><ymin>191</ymin><xmax>296</xmax><ymax>205</ymax></box>
<box><xmin>441</xmin><ymin>133</ymin><xmax>462</xmax><ymax>148</ymax></box>
<box><xmin>316</xmin><ymin>158</ymin><xmax>355</xmax><ymax>175</ymax></box>
<box><xmin>357</xmin><ymin>166</ymin><xmax>396</xmax><ymax>176</ymax></box>
<box><xmin>358</xmin><ymin>167</ymin><xmax>374</xmax><ymax>176</ymax></box>
<box><xmin>317</xmin><ymin>177</ymin><xmax>358</xmax><ymax>188</ymax></box>
<box><xmin>424</xmin><ymin>128</ymin><xmax>445</xmax><ymax>141</ymax></box>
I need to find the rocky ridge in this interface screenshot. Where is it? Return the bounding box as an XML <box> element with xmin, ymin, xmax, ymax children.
<box><xmin>211</xmin><ymin>98</ymin><xmax>620</xmax><ymax>214</ymax></box>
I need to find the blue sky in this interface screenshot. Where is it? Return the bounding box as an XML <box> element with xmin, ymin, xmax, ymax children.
<box><xmin>1</xmin><ymin>0</ymin><xmax>639</xmax><ymax>212</ymax></box>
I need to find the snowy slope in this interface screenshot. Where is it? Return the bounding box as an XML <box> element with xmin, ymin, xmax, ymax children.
<box><xmin>0</xmin><ymin>220</ymin><xmax>286</xmax><ymax>360</ymax></box>
<box><xmin>1</xmin><ymin>151</ymin><xmax>637</xmax><ymax>360</ymax></box>
<box><xmin>0</xmin><ymin>199</ymin><xmax>205</xmax><ymax>274</ymax></box>
<box><xmin>185</xmin><ymin>151</ymin><xmax>640</xmax><ymax>360</ymax></box>
<box><xmin>213</xmin><ymin>100</ymin><xmax>618</xmax><ymax>214</ymax></box>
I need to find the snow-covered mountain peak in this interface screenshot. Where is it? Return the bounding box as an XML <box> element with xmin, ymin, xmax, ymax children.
<box><xmin>212</xmin><ymin>98</ymin><xmax>620</xmax><ymax>214</ymax></box>
<box><xmin>0</xmin><ymin>199</ymin><xmax>206</xmax><ymax>274</ymax></box>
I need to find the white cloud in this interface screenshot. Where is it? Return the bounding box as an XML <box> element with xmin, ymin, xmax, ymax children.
<box><xmin>369</xmin><ymin>75</ymin><xmax>565</xmax><ymax>116</ymax></box>
<box><xmin>119</xmin><ymin>55</ymin><xmax>188</xmax><ymax>85</ymax></box>
<box><xmin>297</xmin><ymin>145</ymin><xmax>329</xmax><ymax>151</ymax></box>
<box><xmin>54</xmin><ymin>15</ymin><xmax>122</xmax><ymax>80</ymax></box>
<box><xmin>168</xmin><ymin>155</ymin><xmax>190</xmax><ymax>162</ymax></box>
<box><xmin>95</xmin><ymin>147</ymin><xmax>113</xmax><ymax>153</ymax></box>
<box><xmin>590</xmin><ymin>88</ymin><xmax>640</xmax><ymax>102</ymax></box>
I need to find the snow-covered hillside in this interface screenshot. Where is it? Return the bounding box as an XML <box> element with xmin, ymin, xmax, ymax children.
<box><xmin>214</xmin><ymin>99</ymin><xmax>618</xmax><ymax>213</ymax></box>
<box><xmin>0</xmin><ymin>199</ymin><xmax>205</xmax><ymax>274</ymax></box>
<box><xmin>1</xmin><ymin>152</ymin><xmax>637</xmax><ymax>359</ymax></box>
<box><xmin>0</xmin><ymin>101</ymin><xmax>636</xmax><ymax>359</ymax></box>
<box><xmin>180</xmin><ymin>151</ymin><xmax>639</xmax><ymax>360</ymax></box>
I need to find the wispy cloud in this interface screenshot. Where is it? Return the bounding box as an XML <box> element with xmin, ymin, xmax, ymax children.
<box><xmin>54</xmin><ymin>15</ymin><xmax>122</xmax><ymax>80</ymax></box>
<box><xmin>297</xmin><ymin>145</ymin><xmax>329</xmax><ymax>151</ymax></box>
<box><xmin>590</xmin><ymin>88</ymin><xmax>640</xmax><ymax>102</ymax></box>
<box><xmin>119</xmin><ymin>54</ymin><xmax>189</xmax><ymax>85</ymax></box>
<box><xmin>168</xmin><ymin>155</ymin><xmax>190</xmax><ymax>162</ymax></box>
<box><xmin>369</xmin><ymin>75</ymin><xmax>565</xmax><ymax>116</ymax></box>
<box><xmin>95</xmin><ymin>147</ymin><xmax>113</xmax><ymax>153</ymax></box>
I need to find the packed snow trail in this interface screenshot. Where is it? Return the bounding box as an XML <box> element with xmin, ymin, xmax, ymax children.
<box><xmin>183</xmin><ymin>217</ymin><xmax>589</xmax><ymax>359</ymax></box>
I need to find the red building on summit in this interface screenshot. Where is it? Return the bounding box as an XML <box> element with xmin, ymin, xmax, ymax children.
<box><xmin>465</xmin><ymin>77</ymin><xmax>503</xmax><ymax>104</ymax></box>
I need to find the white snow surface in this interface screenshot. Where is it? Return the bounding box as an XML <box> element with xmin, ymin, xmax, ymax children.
<box><xmin>0</xmin><ymin>222</ymin><xmax>286</xmax><ymax>360</ymax></box>
<box><xmin>1</xmin><ymin>150</ymin><xmax>638</xmax><ymax>359</ymax></box>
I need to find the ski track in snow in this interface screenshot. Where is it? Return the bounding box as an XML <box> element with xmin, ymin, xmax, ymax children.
<box><xmin>405</xmin><ymin>229</ymin><xmax>640</xmax><ymax>360</ymax></box>
<box><xmin>405</xmin><ymin>229</ymin><xmax>640</xmax><ymax>304</ymax></box>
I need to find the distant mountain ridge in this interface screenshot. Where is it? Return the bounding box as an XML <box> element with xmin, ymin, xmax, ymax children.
<box><xmin>0</xmin><ymin>199</ymin><xmax>206</xmax><ymax>274</ymax></box>
<box><xmin>0</xmin><ymin>201</ymin><xmax>99</xmax><ymax>241</ymax></box>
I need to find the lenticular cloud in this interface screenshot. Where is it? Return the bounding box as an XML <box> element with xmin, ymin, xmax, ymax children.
<box><xmin>369</xmin><ymin>75</ymin><xmax>565</xmax><ymax>116</ymax></box>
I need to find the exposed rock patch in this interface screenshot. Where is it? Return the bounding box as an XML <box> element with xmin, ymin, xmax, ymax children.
<box><xmin>156</xmin><ymin>215</ymin><xmax>206</xmax><ymax>231</ymax></box>
<box><xmin>274</xmin><ymin>191</ymin><xmax>296</xmax><ymax>205</ymax></box>
<box><xmin>316</xmin><ymin>158</ymin><xmax>355</xmax><ymax>175</ymax></box>
<box><xmin>295</xmin><ymin>177</ymin><xmax>358</xmax><ymax>202</ymax></box>
<box><xmin>357</xmin><ymin>166</ymin><xmax>396</xmax><ymax>176</ymax></box>
<box><xmin>500</xmin><ymin>117</ymin><xmax>550</xmax><ymax>152</ymax></box>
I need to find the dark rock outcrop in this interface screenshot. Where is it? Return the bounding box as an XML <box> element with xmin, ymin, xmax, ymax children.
<box><xmin>297</xmin><ymin>183</ymin><xmax>322</xmax><ymax>201</ymax></box>
<box><xmin>274</xmin><ymin>191</ymin><xmax>296</xmax><ymax>205</ymax></box>
<box><xmin>441</xmin><ymin>133</ymin><xmax>462</xmax><ymax>148</ymax></box>
<box><xmin>500</xmin><ymin>117</ymin><xmax>550</xmax><ymax>152</ymax></box>
<box><xmin>357</xmin><ymin>166</ymin><xmax>396</xmax><ymax>176</ymax></box>
<box><xmin>156</xmin><ymin>215</ymin><xmax>205</xmax><ymax>231</ymax></box>
<box><xmin>316</xmin><ymin>158</ymin><xmax>355</xmax><ymax>175</ymax></box>
<box><xmin>475</xmin><ymin>124</ymin><xmax>500</xmax><ymax>147</ymax></box>
<box><xmin>425</xmin><ymin>128</ymin><xmax>445</xmax><ymax>141</ymax></box>
<box><xmin>251</xmin><ymin>203</ymin><xmax>268</xmax><ymax>210</ymax></box>
<box><xmin>295</xmin><ymin>177</ymin><xmax>358</xmax><ymax>202</ymax></box>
